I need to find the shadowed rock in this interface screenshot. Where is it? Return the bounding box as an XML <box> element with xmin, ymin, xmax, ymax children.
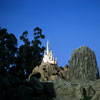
<box><xmin>0</xmin><ymin>72</ymin><xmax>56</xmax><ymax>100</ymax></box>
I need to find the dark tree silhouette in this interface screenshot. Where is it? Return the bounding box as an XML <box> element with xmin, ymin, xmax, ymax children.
<box><xmin>0</xmin><ymin>27</ymin><xmax>45</xmax><ymax>80</ymax></box>
<box><xmin>0</xmin><ymin>28</ymin><xmax>17</xmax><ymax>73</ymax></box>
<box><xmin>32</xmin><ymin>27</ymin><xmax>45</xmax><ymax>67</ymax></box>
<box><xmin>14</xmin><ymin>27</ymin><xmax>45</xmax><ymax>79</ymax></box>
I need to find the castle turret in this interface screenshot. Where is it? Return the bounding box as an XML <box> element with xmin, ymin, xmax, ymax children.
<box><xmin>47</xmin><ymin>40</ymin><xmax>49</xmax><ymax>55</ymax></box>
<box><xmin>42</xmin><ymin>40</ymin><xmax>57</xmax><ymax>64</ymax></box>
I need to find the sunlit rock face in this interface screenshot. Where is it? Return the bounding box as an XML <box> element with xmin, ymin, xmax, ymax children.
<box><xmin>68</xmin><ymin>46</ymin><xmax>99</xmax><ymax>82</ymax></box>
<box><xmin>29</xmin><ymin>63</ymin><xmax>65</xmax><ymax>81</ymax></box>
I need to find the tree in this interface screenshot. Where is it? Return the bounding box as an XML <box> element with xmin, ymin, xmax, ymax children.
<box><xmin>32</xmin><ymin>27</ymin><xmax>45</xmax><ymax>67</ymax></box>
<box><xmin>0</xmin><ymin>28</ymin><xmax>17</xmax><ymax>73</ymax></box>
<box><xmin>15</xmin><ymin>27</ymin><xmax>45</xmax><ymax>79</ymax></box>
<box><xmin>0</xmin><ymin>27</ymin><xmax>45</xmax><ymax>80</ymax></box>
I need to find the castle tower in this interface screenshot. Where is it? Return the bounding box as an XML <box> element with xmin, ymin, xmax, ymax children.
<box><xmin>47</xmin><ymin>40</ymin><xmax>49</xmax><ymax>55</ymax></box>
<box><xmin>42</xmin><ymin>40</ymin><xmax>57</xmax><ymax>64</ymax></box>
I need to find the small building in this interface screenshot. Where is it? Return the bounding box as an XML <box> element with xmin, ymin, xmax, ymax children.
<box><xmin>42</xmin><ymin>40</ymin><xmax>57</xmax><ymax>64</ymax></box>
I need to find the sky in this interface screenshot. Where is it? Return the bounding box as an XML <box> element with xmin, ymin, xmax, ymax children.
<box><xmin>0</xmin><ymin>0</ymin><xmax>100</xmax><ymax>71</ymax></box>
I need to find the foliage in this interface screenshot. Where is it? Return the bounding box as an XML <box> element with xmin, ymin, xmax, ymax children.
<box><xmin>0</xmin><ymin>27</ymin><xmax>45</xmax><ymax>80</ymax></box>
<box><xmin>0</xmin><ymin>28</ymin><xmax>17</xmax><ymax>73</ymax></box>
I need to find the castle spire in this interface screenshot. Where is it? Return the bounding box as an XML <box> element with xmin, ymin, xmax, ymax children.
<box><xmin>42</xmin><ymin>40</ymin><xmax>57</xmax><ymax>64</ymax></box>
<box><xmin>47</xmin><ymin>40</ymin><xmax>49</xmax><ymax>55</ymax></box>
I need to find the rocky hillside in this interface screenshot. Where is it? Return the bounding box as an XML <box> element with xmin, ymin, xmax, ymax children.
<box><xmin>0</xmin><ymin>72</ymin><xmax>56</xmax><ymax>100</ymax></box>
<box><xmin>0</xmin><ymin>46</ymin><xmax>100</xmax><ymax>100</ymax></box>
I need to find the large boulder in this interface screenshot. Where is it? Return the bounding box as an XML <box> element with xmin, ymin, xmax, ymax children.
<box><xmin>90</xmin><ymin>79</ymin><xmax>100</xmax><ymax>100</ymax></box>
<box><xmin>51</xmin><ymin>76</ymin><xmax>79</xmax><ymax>100</ymax></box>
<box><xmin>51</xmin><ymin>76</ymin><xmax>92</xmax><ymax>100</ymax></box>
<box><xmin>29</xmin><ymin>63</ymin><xmax>63</xmax><ymax>81</ymax></box>
<box><xmin>0</xmin><ymin>72</ymin><xmax>56</xmax><ymax>100</ymax></box>
<box><xmin>51</xmin><ymin>77</ymin><xmax>100</xmax><ymax>100</ymax></box>
<box><xmin>68</xmin><ymin>46</ymin><xmax>99</xmax><ymax>82</ymax></box>
<box><xmin>91</xmin><ymin>89</ymin><xmax>100</xmax><ymax>100</ymax></box>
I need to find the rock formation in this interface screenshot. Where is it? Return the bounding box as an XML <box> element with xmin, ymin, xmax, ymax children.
<box><xmin>29</xmin><ymin>63</ymin><xmax>64</xmax><ymax>81</ymax></box>
<box><xmin>1</xmin><ymin>46</ymin><xmax>100</xmax><ymax>100</ymax></box>
<box><xmin>1</xmin><ymin>72</ymin><xmax>100</xmax><ymax>100</ymax></box>
<box><xmin>0</xmin><ymin>72</ymin><xmax>56</xmax><ymax>100</ymax></box>
<box><xmin>68</xmin><ymin>46</ymin><xmax>99</xmax><ymax>82</ymax></box>
<box><xmin>51</xmin><ymin>76</ymin><xmax>100</xmax><ymax>100</ymax></box>
<box><xmin>28</xmin><ymin>46</ymin><xmax>100</xmax><ymax>99</ymax></box>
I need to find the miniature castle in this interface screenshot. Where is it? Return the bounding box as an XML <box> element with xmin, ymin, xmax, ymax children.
<box><xmin>42</xmin><ymin>40</ymin><xmax>57</xmax><ymax>64</ymax></box>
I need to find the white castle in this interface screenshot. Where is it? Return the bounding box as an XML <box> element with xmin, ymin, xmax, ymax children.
<box><xmin>42</xmin><ymin>40</ymin><xmax>57</xmax><ymax>64</ymax></box>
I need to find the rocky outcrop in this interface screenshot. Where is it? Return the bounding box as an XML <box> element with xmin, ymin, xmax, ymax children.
<box><xmin>1</xmin><ymin>46</ymin><xmax>100</xmax><ymax>100</ymax></box>
<box><xmin>1</xmin><ymin>72</ymin><xmax>100</xmax><ymax>100</ymax></box>
<box><xmin>29</xmin><ymin>63</ymin><xmax>66</xmax><ymax>81</ymax></box>
<box><xmin>90</xmin><ymin>79</ymin><xmax>100</xmax><ymax>100</ymax></box>
<box><xmin>0</xmin><ymin>72</ymin><xmax>56</xmax><ymax>100</ymax></box>
<box><xmin>68</xmin><ymin>46</ymin><xmax>99</xmax><ymax>82</ymax></box>
<box><xmin>30</xmin><ymin>46</ymin><xmax>99</xmax><ymax>83</ymax></box>
<box><xmin>91</xmin><ymin>90</ymin><xmax>100</xmax><ymax>100</ymax></box>
<box><xmin>51</xmin><ymin>77</ymin><xmax>100</xmax><ymax>100</ymax></box>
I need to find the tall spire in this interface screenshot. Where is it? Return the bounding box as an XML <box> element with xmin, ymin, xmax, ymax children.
<box><xmin>47</xmin><ymin>40</ymin><xmax>49</xmax><ymax>55</ymax></box>
<box><xmin>42</xmin><ymin>40</ymin><xmax>57</xmax><ymax>64</ymax></box>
